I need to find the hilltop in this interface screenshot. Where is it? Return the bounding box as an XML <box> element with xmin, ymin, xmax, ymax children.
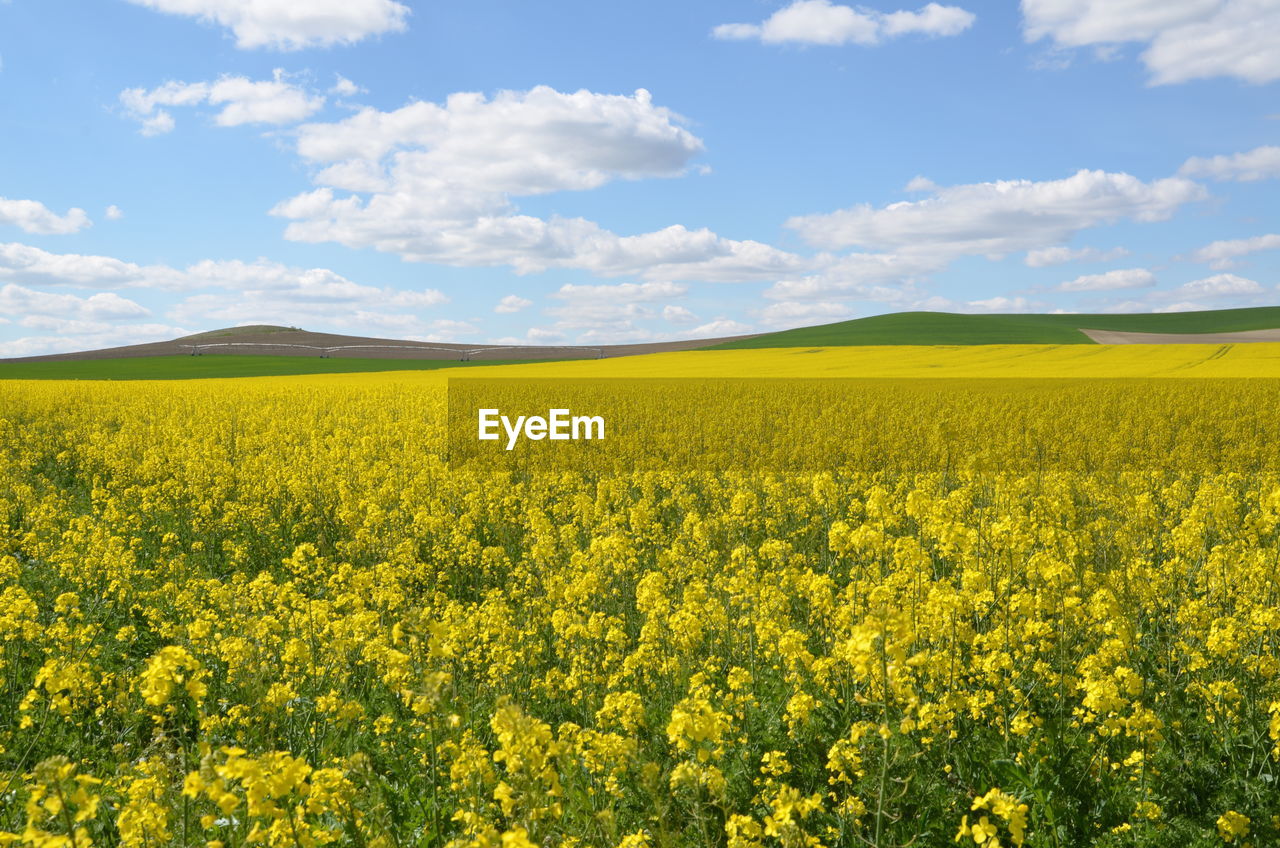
<box><xmin>712</xmin><ymin>306</ymin><xmax>1280</xmax><ymax>348</ymax></box>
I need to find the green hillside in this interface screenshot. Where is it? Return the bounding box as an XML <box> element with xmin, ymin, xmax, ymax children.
<box><xmin>712</xmin><ymin>306</ymin><xmax>1280</xmax><ymax>348</ymax></box>
<box><xmin>0</xmin><ymin>355</ymin><xmax>546</xmax><ymax>381</ymax></box>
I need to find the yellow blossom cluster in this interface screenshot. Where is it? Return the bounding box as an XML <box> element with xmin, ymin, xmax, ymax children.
<box><xmin>0</xmin><ymin>371</ymin><xmax>1278</xmax><ymax>846</ymax></box>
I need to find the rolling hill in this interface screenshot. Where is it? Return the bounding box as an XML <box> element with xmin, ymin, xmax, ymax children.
<box><xmin>6</xmin><ymin>306</ymin><xmax>1280</xmax><ymax>380</ymax></box>
<box><xmin>710</xmin><ymin>306</ymin><xmax>1280</xmax><ymax>348</ymax></box>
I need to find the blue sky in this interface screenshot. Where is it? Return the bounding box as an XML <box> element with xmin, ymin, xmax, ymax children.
<box><xmin>1</xmin><ymin>0</ymin><xmax>1278</xmax><ymax>354</ymax></box>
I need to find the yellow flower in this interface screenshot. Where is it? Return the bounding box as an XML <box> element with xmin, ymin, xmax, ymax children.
<box><xmin>1217</xmin><ymin>810</ymin><xmax>1250</xmax><ymax>843</ymax></box>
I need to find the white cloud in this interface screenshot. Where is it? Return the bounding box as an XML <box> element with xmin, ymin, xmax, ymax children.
<box><xmin>1179</xmin><ymin>146</ymin><xmax>1280</xmax><ymax>182</ymax></box>
<box><xmin>0</xmin><ymin>284</ymin><xmax>149</xmax><ymax>320</ymax></box>
<box><xmin>544</xmin><ymin>299</ymin><xmax>659</xmax><ymax>331</ymax></box>
<box><xmin>787</xmin><ymin>169</ymin><xmax>1205</xmax><ymax>257</ymax></box>
<box><xmin>0</xmin><ymin>242</ymin><xmax>159</xmax><ymax>287</ymax></box>
<box><xmin>1024</xmin><ymin>245</ymin><xmax>1129</xmax><ymax>267</ymax></box>
<box><xmin>1151</xmin><ymin>301</ymin><xmax>1205</xmax><ymax>313</ymax></box>
<box><xmin>208</xmin><ymin>72</ymin><xmax>326</xmax><ymax>126</ymax></box>
<box><xmin>139</xmin><ymin>112</ymin><xmax>176</xmax><ymax>136</ymax></box>
<box><xmin>271</xmin><ymin>87</ymin><xmax>811</xmax><ymax>283</ymax></box>
<box><xmin>124</xmin><ymin>0</ymin><xmax>410</xmax><ymax>50</ymax></box>
<box><xmin>904</xmin><ymin>175</ymin><xmax>937</xmax><ymax>192</ymax></box>
<box><xmin>0</xmin><ymin>323</ymin><xmax>189</xmax><ymax>358</ymax></box>
<box><xmin>1058</xmin><ymin>267</ymin><xmax>1156</xmax><ymax>292</ymax></box>
<box><xmin>511</xmin><ymin>280</ymin><xmax>700</xmax><ymax>343</ymax></box>
<box><xmin>553</xmin><ymin>281</ymin><xmax>687</xmax><ymax>303</ymax></box>
<box><xmin>882</xmin><ymin>3</ymin><xmax>977</xmax><ymax>36</ymax></box>
<box><xmin>757</xmin><ymin>300</ymin><xmax>854</xmax><ymax>328</ymax></box>
<box><xmin>414</xmin><ymin>319</ymin><xmax>477</xmax><ymax>343</ymax></box>
<box><xmin>173</xmin><ymin>259</ymin><xmax>450</xmax><ymax>316</ymax></box>
<box><xmin>764</xmin><ymin>252</ymin><xmax>945</xmax><ymax>300</ymax></box>
<box><xmin>291</xmin><ymin>87</ymin><xmax>702</xmax><ymax>192</ymax></box>
<box><xmin>120</xmin><ymin>70</ymin><xmax>324</xmax><ymax>134</ymax></box>
<box><xmin>330</xmin><ymin>75</ymin><xmax>363</xmax><ymax>97</ymax></box>
<box><xmin>662</xmin><ymin>305</ymin><xmax>700</xmax><ymax>324</ymax></box>
<box><xmin>548</xmin><ymin>302</ymin><xmax>658</xmax><ymax>331</ymax></box>
<box><xmin>1190</xmin><ymin>233</ymin><xmax>1280</xmax><ymax>268</ymax></box>
<box><xmin>494</xmin><ymin>294</ymin><xmax>532</xmax><ymax>313</ymax></box>
<box><xmin>687</xmin><ymin>318</ymin><xmax>753</xmax><ymax>338</ymax></box>
<box><xmin>166</xmin><ymin>290</ymin><xmax>446</xmax><ymax>331</ymax></box>
<box><xmin>1090</xmin><ymin>273</ymin><xmax>1270</xmax><ymax>315</ymax></box>
<box><xmin>105</xmin><ymin>205</ymin><xmax>124</xmax><ymax>221</ymax></box>
<box><xmin>1173</xmin><ymin>272</ymin><xmax>1262</xmax><ymax>298</ymax></box>
<box><xmin>0</xmin><ymin>197</ymin><xmax>91</xmax><ymax>235</ymax></box>
<box><xmin>525</xmin><ymin>327</ymin><xmax>566</xmax><ymax>344</ymax></box>
<box><xmin>576</xmin><ymin>327</ymin><xmax>663</xmax><ymax>345</ymax></box>
<box><xmin>0</xmin><ymin>244</ymin><xmax>451</xmax><ymax>324</ymax></box>
<box><xmin>964</xmin><ymin>295</ymin><xmax>1036</xmax><ymax>312</ymax></box>
<box><xmin>1097</xmin><ymin>300</ymin><xmax>1149</xmax><ymax>314</ymax></box>
<box><xmin>0</xmin><ymin>245</ymin><xmax>468</xmax><ymax>354</ymax></box>
<box><xmin>712</xmin><ymin>1</ymin><xmax>974</xmax><ymax>46</ymax></box>
<box><xmin>19</xmin><ymin>317</ymin><xmax>106</xmax><ymax>334</ymax></box>
<box><xmin>1021</xmin><ymin>0</ymin><xmax>1280</xmax><ymax>84</ymax></box>
<box><xmin>119</xmin><ymin>80</ymin><xmax>210</xmax><ymax>135</ymax></box>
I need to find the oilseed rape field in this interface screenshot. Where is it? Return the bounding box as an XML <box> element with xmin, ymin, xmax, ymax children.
<box><xmin>3</xmin><ymin>345</ymin><xmax>1280</xmax><ymax>848</ymax></box>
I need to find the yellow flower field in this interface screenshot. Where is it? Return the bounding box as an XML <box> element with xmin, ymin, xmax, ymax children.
<box><xmin>1</xmin><ymin>346</ymin><xmax>1279</xmax><ymax>848</ymax></box>
<box><xmin>445</xmin><ymin>342</ymin><xmax>1280</xmax><ymax>379</ymax></box>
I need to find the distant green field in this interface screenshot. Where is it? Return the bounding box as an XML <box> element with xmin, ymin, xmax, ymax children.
<box><xmin>0</xmin><ymin>355</ymin><xmax>548</xmax><ymax>381</ymax></box>
<box><xmin>712</xmin><ymin>306</ymin><xmax>1280</xmax><ymax>348</ymax></box>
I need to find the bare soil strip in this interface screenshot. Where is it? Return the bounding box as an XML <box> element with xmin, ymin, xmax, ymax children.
<box><xmin>1081</xmin><ymin>328</ymin><xmax>1280</xmax><ymax>344</ymax></box>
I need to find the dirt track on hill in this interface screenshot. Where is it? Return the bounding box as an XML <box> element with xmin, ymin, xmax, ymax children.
<box><xmin>0</xmin><ymin>327</ymin><xmax>762</xmax><ymax>363</ymax></box>
<box><xmin>1081</xmin><ymin>328</ymin><xmax>1280</xmax><ymax>344</ymax></box>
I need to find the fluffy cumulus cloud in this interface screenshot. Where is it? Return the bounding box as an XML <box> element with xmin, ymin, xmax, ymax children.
<box><xmin>0</xmin><ymin>242</ymin><xmax>448</xmax><ymax>329</ymax></box>
<box><xmin>501</xmin><ymin>280</ymin><xmax>703</xmax><ymax>344</ymax></box>
<box><xmin>272</xmin><ymin>86</ymin><xmax>816</xmax><ymax>283</ymax></box>
<box><xmin>787</xmin><ymin>170</ymin><xmax>1205</xmax><ymax>258</ymax></box>
<box><xmin>544</xmin><ymin>281</ymin><xmax>685</xmax><ymax>334</ymax></box>
<box><xmin>662</xmin><ymin>305</ymin><xmax>699</xmax><ymax>324</ymax></box>
<box><xmin>764</xmin><ymin>252</ymin><xmax>946</xmax><ymax>301</ymax></box>
<box><xmin>120</xmin><ymin>70</ymin><xmax>325</xmax><ymax>135</ymax></box>
<box><xmin>1096</xmin><ymin>273</ymin><xmax>1270</xmax><ymax>315</ymax></box>
<box><xmin>0</xmin><ymin>284</ymin><xmax>149</xmax><ymax>321</ymax></box>
<box><xmin>757</xmin><ymin>300</ymin><xmax>855</xmax><ymax>328</ymax></box>
<box><xmin>1021</xmin><ymin>0</ymin><xmax>1280</xmax><ymax>84</ymax></box>
<box><xmin>713</xmin><ymin>1</ymin><xmax>975</xmax><ymax>46</ymax></box>
<box><xmin>0</xmin><ymin>242</ymin><xmax>160</xmax><ymax>288</ymax></box>
<box><xmin>554</xmin><ymin>281</ymin><xmax>687</xmax><ymax>303</ymax></box>
<box><xmin>330</xmin><ymin>75</ymin><xmax>363</xmax><ymax>97</ymax></box>
<box><xmin>124</xmin><ymin>0</ymin><xmax>410</xmax><ymax>50</ymax></box>
<box><xmin>1179</xmin><ymin>146</ymin><xmax>1280</xmax><ymax>182</ymax></box>
<box><xmin>687</xmin><ymin>318</ymin><xmax>754</xmax><ymax>338</ymax></box>
<box><xmin>0</xmin><ymin>323</ymin><xmax>190</xmax><ymax>358</ymax></box>
<box><xmin>1190</xmin><ymin>233</ymin><xmax>1280</xmax><ymax>268</ymax></box>
<box><xmin>494</xmin><ymin>294</ymin><xmax>532</xmax><ymax>314</ymax></box>
<box><xmin>964</xmin><ymin>295</ymin><xmax>1037</xmax><ymax>312</ymax></box>
<box><xmin>1171</xmin><ymin>272</ymin><xmax>1263</xmax><ymax>298</ymax></box>
<box><xmin>177</xmin><ymin>258</ymin><xmax>449</xmax><ymax>306</ymax></box>
<box><xmin>168</xmin><ymin>269</ymin><xmax>451</xmax><ymax>342</ymax></box>
<box><xmin>1149</xmin><ymin>302</ymin><xmax>1208</xmax><ymax>313</ymax></box>
<box><xmin>1024</xmin><ymin>245</ymin><xmax>1129</xmax><ymax>267</ymax></box>
<box><xmin>289</xmin><ymin>87</ymin><xmax>703</xmax><ymax>193</ymax></box>
<box><xmin>0</xmin><ymin>283</ymin><xmax>166</xmax><ymax>357</ymax></box>
<box><xmin>167</xmin><ymin>293</ymin><xmax>448</xmax><ymax>336</ymax></box>
<box><xmin>0</xmin><ymin>197</ymin><xmax>91</xmax><ymax>235</ymax></box>
<box><xmin>0</xmin><ymin>241</ymin><xmax>465</xmax><ymax>355</ymax></box>
<box><xmin>1057</xmin><ymin>267</ymin><xmax>1156</xmax><ymax>292</ymax></box>
<box><xmin>275</xmin><ymin>84</ymin><xmax>1176</xmax><ymax>309</ymax></box>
